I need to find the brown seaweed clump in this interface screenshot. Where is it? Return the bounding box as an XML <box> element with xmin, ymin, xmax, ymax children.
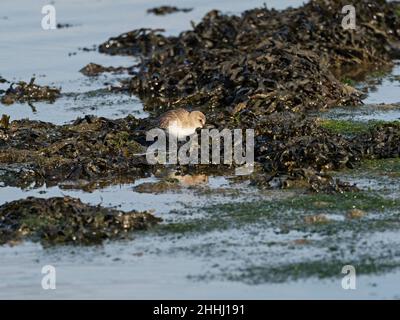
<box><xmin>355</xmin><ymin>121</ymin><xmax>400</xmax><ymax>158</ymax></box>
<box><xmin>253</xmin><ymin>113</ymin><xmax>360</xmax><ymax>172</ymax></box>
<box><xmin>56</xmin><ymin>23</ymin><xmax>74</xmax><ymax>29</ymax></box>
<box><xmin>0</xmin><ymin>114</ymin><xmax>10</xmax><ymax>130</ymax></box>
<box><xmin>0</xmin><ymin>78</ymin><xmax>60</xmax><ymax>105</ymax></box>
<box><xmin>0</xmin><ymin>113</ymin><xmax>399</xmax><ymax>193</ymax></box>
<box><xmin>0</xmin><ymin>196</ymin><xmax>161</xmax><ymax>245</ymax></box>
<box><xmin>98</xmin><ymin>0</ymin><xmax>400</xmax><ymax>116</ymax></box>
<box><xmin>98</xmin><ymin>28</ymin><xmax>172</xmax><ymax>56</ymax></box>
<box><xmin>79</xmin><ymin>63</ymin><xmax>133</xmax><ymax>77</ymax></box>
<box><xmin>147</xmin><ymin>6</ymin><xmax>192</xmax><ymax>16</ymax></box>
<box><xmin>249</xmin><ymin>113</ymin><xmax>360</xmax><ymax>192</ymax></box>
<box><xmin>0</xmin><ymin>115</ymin><xmax>152</xmax><ymax>189</ymax></box>
<box><xmin>0</xmin><ymin>1</ymin><xmax>399</xmax><ymax>193</ymax></box>
<box><xmin>90</xmin><ymin>0</ymin><xmax>400</xmax><ymax>192</ymax></box>
<box><xmin>253</xmin><ymin>115</ymin><xmax>400</xmax><ymax>191</ymax></box>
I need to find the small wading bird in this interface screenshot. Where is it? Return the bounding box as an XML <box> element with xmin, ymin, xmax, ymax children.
<box><xmin>131</xmin><ymin>108</ymin><xmax>206</xmax><ymax>157</ymax></box>
<box><xmin>158</xmin><ymin>108</ymin><xmax>206</xmax><ymax>139</ymax></box>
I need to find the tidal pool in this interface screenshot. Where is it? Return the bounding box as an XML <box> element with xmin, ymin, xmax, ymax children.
<box><xmin>1</xmin><ymin>0</ymin><xmax>400</xmax><ymax>300</ymax></box>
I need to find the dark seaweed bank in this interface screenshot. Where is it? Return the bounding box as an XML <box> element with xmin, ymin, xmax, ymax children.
<box><xmin>1</xmin><ymin>0</ymin><xmax>400</xmax><ymax>192</ymax></box>
<box><xmin>1</xmin><ymin>110</ymin><xmax>399</xmax><ymax>193</ymax></box>
<box><xmin>250</xmin><ymin>113</ymin><xmax>400</xmax><ymax>191</ymax></box>
<box><xmin>1</xmin><ymin>0</ymin><xmax>400</xmax><ymax>247</ymax></box>
<box><xmin>96</xmin><ymin>0</ymin><xmax>400</xmax><ymax>190</ymax></box>
<box><xmin>0</xmin><ymin>196</ymin><xmax>161</xmax><ymax>245</ymax></box>
<box><xmin>102</xmin><ymin>0</ymin><xmax>400</xmax><ymax>114</ymax></box>
<box><xmin>0</xmin><ymin>115</ymin><xmax>152</xmax><ymax>190</ymax></box>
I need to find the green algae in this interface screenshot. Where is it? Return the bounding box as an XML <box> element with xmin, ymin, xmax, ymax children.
<box><xmin>158</xmin><ymin>221</ymin><xmax>201</xmax><ymax>234</ymax></box>
<box><xmin>179</xmin><ymin>191</ymin><xmax>400</xmax><ymax>284</ymax></box>
<box><xmin>172</xmin><ymin>185</ymin><xmax>400</xmax><ymax>284</ymax></box>
<box><xmin>341</xmin><ymin>77</ymin><xmax>356</xmax><ymax>86</ymax></box>
<box><xmin>155</xmin><ymin>190</ymin><xmax>400</xmax><ymax>237</ymax></box>
<box><xmin>319</xmin><ymin>119</ymin><xmax>386</xmax><ymax>135</ymax></box>
<box><xmin>228</xmin><ymin>259</ymin><xmax>400</xmax><ymax>284</ymax></box>
<box><xmin>357</xmin><ymin>158</ymin><xmax>400</xmax><ymax>177</ymax></box>
<box><xmin>287</xmin><ymin>192</ymin><xmax>398</xmax><ymax>212</ymax></box>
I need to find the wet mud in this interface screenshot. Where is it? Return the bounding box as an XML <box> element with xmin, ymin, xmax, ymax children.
<box><xmin>1</xmin><ymin>0</ymin><xmax>400</xmax><ymax>248</ymax></box>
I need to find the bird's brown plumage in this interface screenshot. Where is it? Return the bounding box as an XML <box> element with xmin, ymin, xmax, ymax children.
<box><xmin>158</xmin><ymin>108</ymin><xmax>206</xmax><ymax>132</ymax></box>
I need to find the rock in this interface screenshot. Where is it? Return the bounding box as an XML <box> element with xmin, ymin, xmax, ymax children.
<box><xmin>304</xmin><ymin>214</ymin><xmax>330</xmax><ymax>225</ymax></box>
<box><xmin>347</xmin><ymin>208</ymin><xmax>367</xmax><ymax>219</ymax></box>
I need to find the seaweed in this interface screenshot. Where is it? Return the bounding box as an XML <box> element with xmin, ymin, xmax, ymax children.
<box><xmin>0</xmin><ymin>115</ymin><xmax>152</xmax><ymax>189</ymax></box>
<box><xmin>99</xmin><ymin>0</ymin><xmax>400</xmax><ymax>116</ymax></box>
<box><xmin>56</xmin><ymin>23</ymin><xmax>74</xmax><ymax>29</ymax></box>
<box><xmin>80</xmin><ymin>63</ymin><xmax>133</xmax><ymax>77</ymax></box>
<box><xmin>98</xmin><ymin>28</ymin><xmax>172</xmax><ymax>56</ymax></box>
<box><xmin>147</xmin><ymin>6</ymin><xmax>192</xmax><ymax>16</ymax></box>
<box><xmin>94</xmin><ymin>2</ymin><xmax>400</xmax><ymax>199</ymax></box>
<box><xmin>2</xmin><ymin>0</ymin><xmax>400</xmax><ymax>193</ymax></box>
<box><xmin>0</xmin><ymin>78</ymin><xmax>60</xmax><ymax>105</ymax></box>
<box><xmin>0</xmin><ymin>196</ymin><xmax>161</xmax><ymax>245</ymax></box>
<box><xmin>0</xmin><ymin>114</ymin><xmax>10</xmax><ymax>130</ymax></box>
<box><xmin>0</xmin><ymin>112</ymin><xmax>399</xmax><ymax>193</ymax></box>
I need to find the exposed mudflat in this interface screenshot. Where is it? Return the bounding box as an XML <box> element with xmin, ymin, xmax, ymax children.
<box><xmin>1</xmin><ymin>0</ymin><xmax>400</xmax><ymax>300</ymax></box>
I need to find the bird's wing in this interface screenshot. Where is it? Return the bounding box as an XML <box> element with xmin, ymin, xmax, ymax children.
<box><xmin>158</xmin><ymin>109</ymin><xmax>189</xmax><ymax>128</ymax></box>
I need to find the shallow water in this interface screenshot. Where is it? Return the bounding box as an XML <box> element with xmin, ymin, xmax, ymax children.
<box><xmin>1</xmin><ymin>0</ymin><xmax>400</xmax><ymax>300</ymax></box>
<box><xmin>362</xmin><ymin>62</ymin><xmax>400</xmax><ymax>105</ymax></box>
<box><xmin>318</xmin><ymin>103</ymin><xmax>400</xmax><ymax>122</ymax></box>
<box><xmin>316</xmin><ymin>62</ymin><xmax>400</xmax><ymax>122</ymax></box>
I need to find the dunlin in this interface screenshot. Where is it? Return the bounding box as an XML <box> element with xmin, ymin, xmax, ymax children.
<box><xmin>158</xmin><ymin>108</ymin><xmax>206</xmax><ymax>138</ymax></box>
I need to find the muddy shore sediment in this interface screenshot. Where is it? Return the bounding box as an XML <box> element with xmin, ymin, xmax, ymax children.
<box><xmin>1</xmin><ymin>0</ymin><xmax>400</xmax><ymax>245</ymax></box>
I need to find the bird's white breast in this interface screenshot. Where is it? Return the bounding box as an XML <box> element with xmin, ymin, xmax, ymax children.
<box><xmin>167</xmin><ymin>122</ymin><xmax>197</xmax><ymax>139</ymax></box>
